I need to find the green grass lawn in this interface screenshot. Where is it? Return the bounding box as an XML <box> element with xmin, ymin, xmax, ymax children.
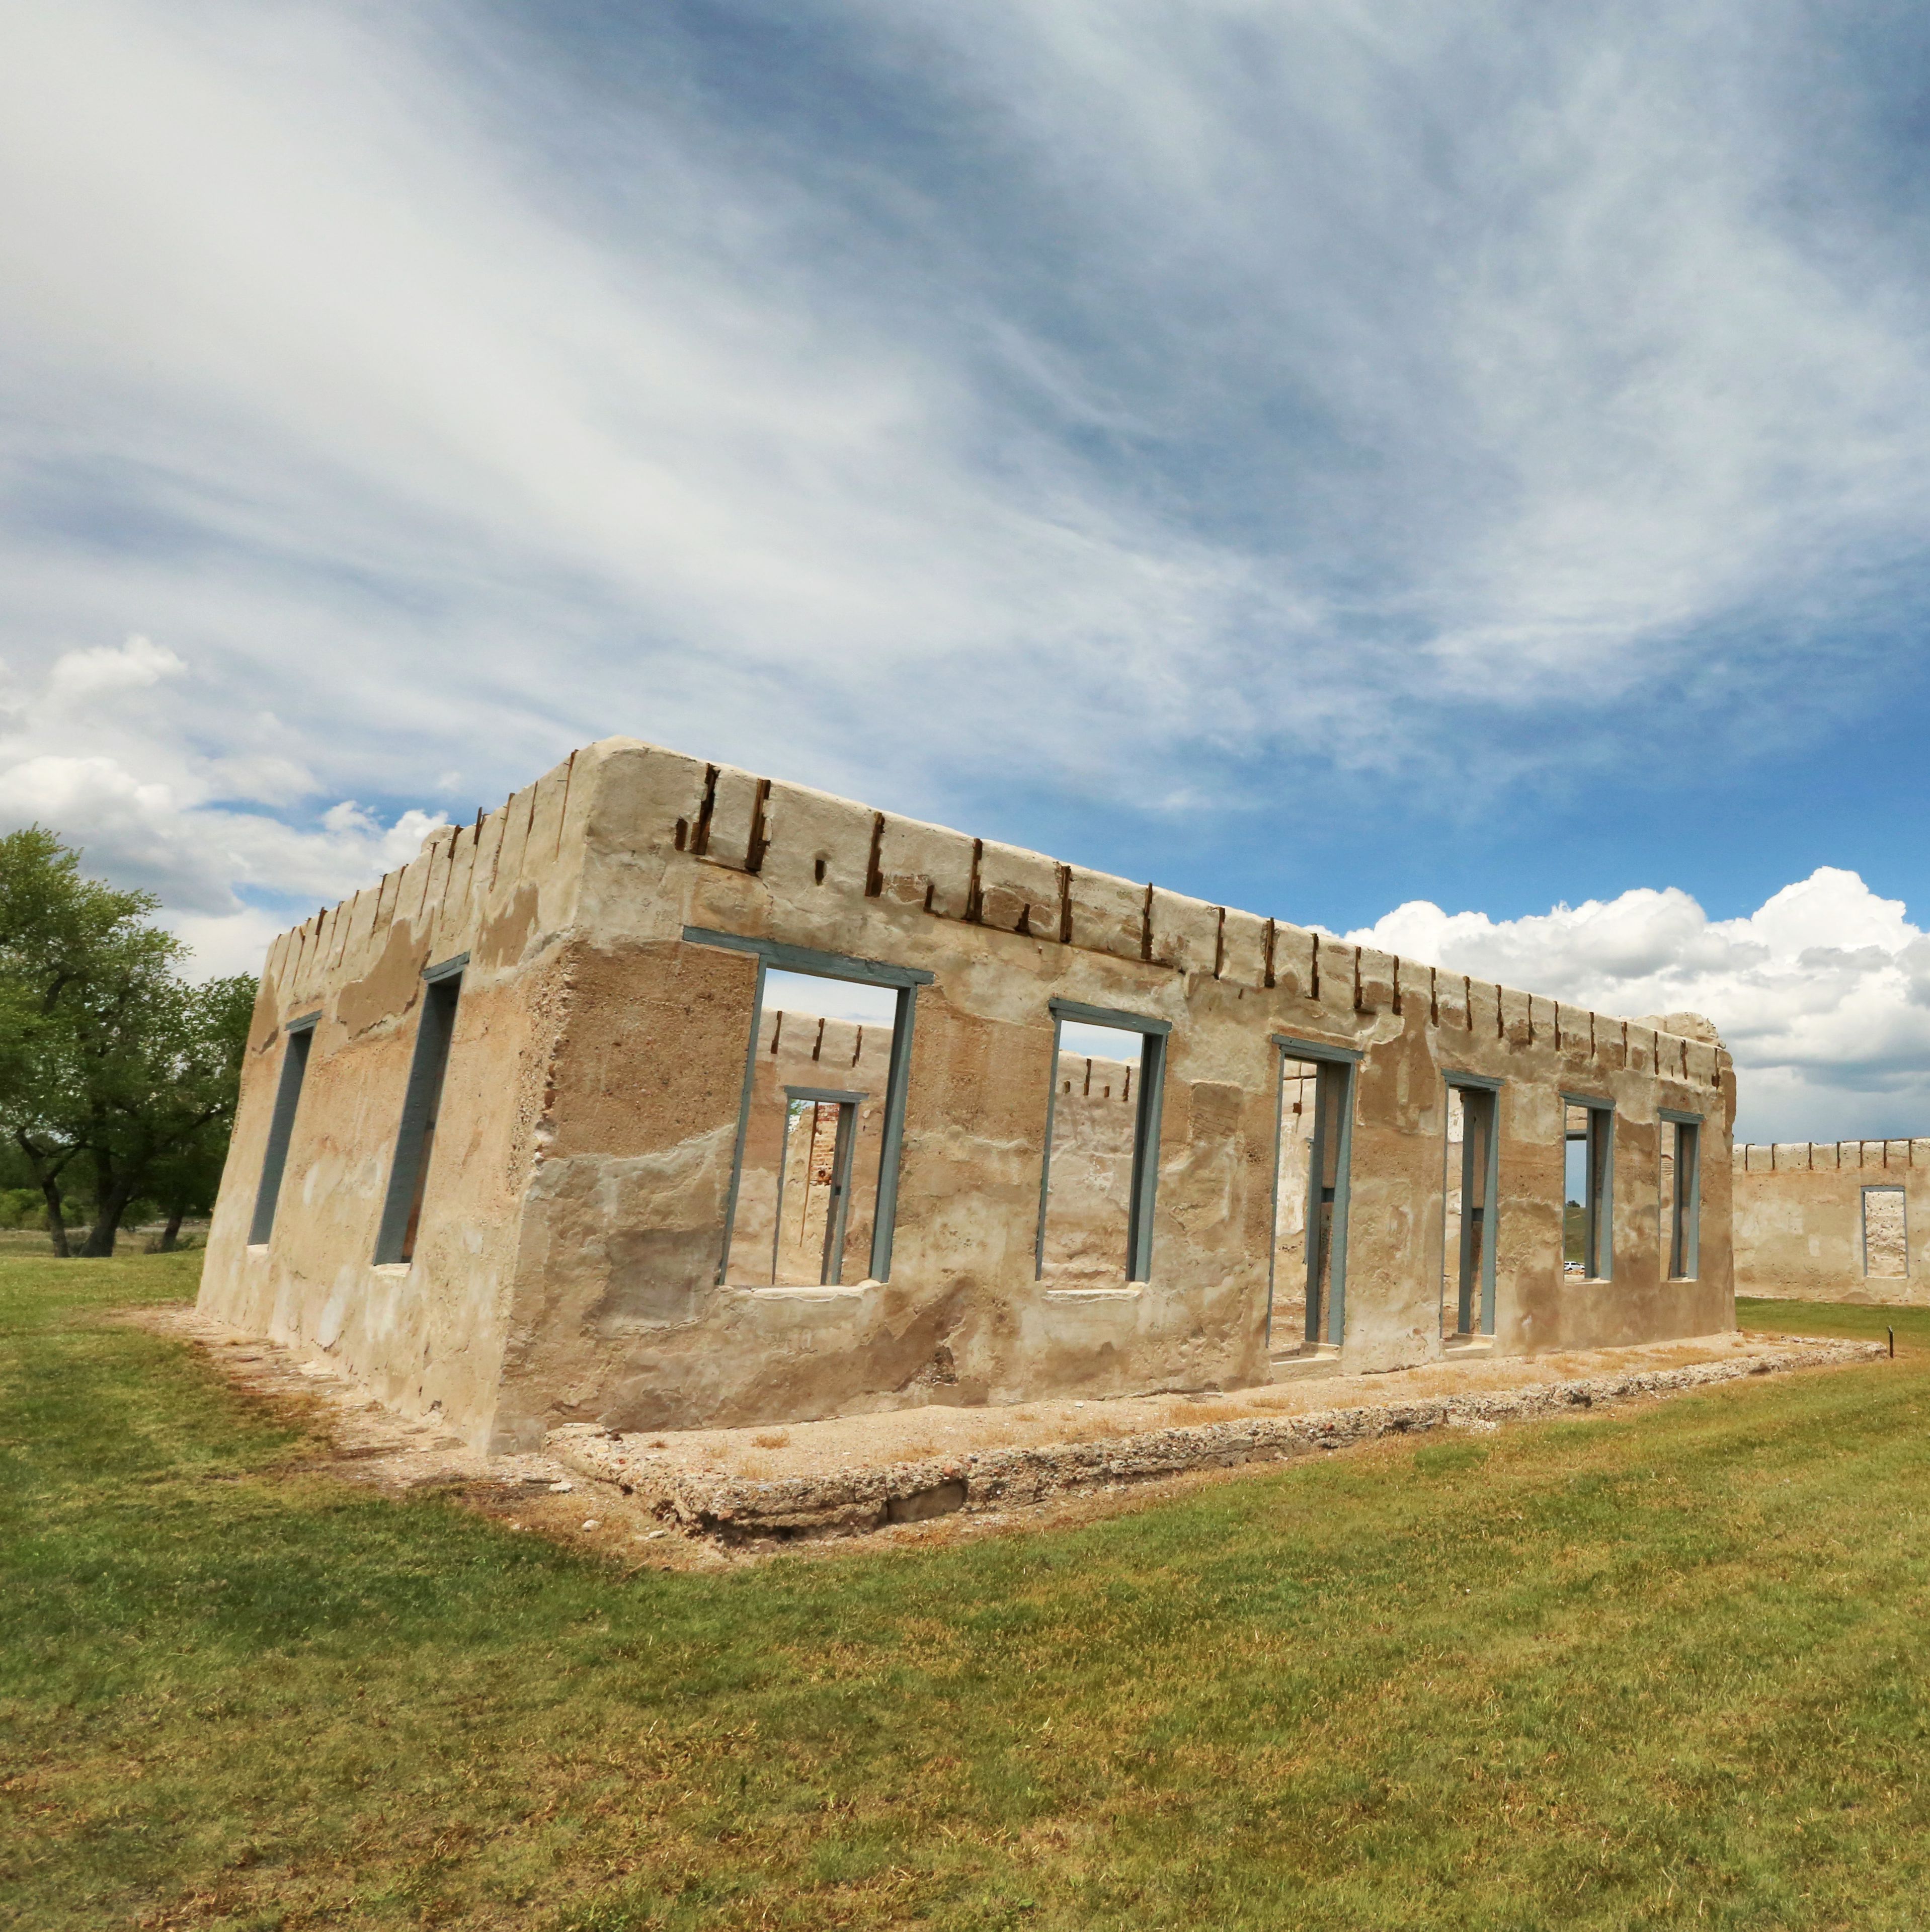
<box><xmin>7</xmin><ymin>1265</ymin><xmax>1930</xmax><ymax>1932</ymax></box>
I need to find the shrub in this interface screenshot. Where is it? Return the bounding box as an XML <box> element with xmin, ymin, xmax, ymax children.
<box><xmin>0</xmin><ymin>1186</ymin><xmax>43</xmax><ymax>1230</ymax></box>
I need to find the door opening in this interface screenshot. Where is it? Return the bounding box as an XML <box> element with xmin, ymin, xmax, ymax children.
<box><xmin>1442</xmin><ymin>1081</ymin><xmax>1499</xmax><ymax>1338</ymax></box>
<box><xmin>1270</xmin><ymin>1045</ymin><xmax>1355</xmax><ymax>1355</ymax></box>
<box><xmin>1563</xmin><ymin>1100</ymin><xmax>1614</xmax><ymax>1279</ymax></box>
<box><xmin>773</xmin><ymin>1088</ymin><xmax>866</xmax><ymax>1286</ymax></box>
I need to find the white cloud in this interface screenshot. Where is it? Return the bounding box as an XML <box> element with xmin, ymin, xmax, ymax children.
<box><xmin>164</xmin><ymin>904</ymin><xmax>296</xmax><ymax>982</ymax></box>
<box><xmin>0</xmin><ymin>0</ymin><xmax>1257</xmax><ymax>817</ymax></box>
<box><xmin>1348</xmin><ymin>870</ymin><xmax>1930</xmax><ymax>1142</ymax></box>
<box><xmin>868</xmin><ymin>0</ymin><xmax>1930</xmax><ymax>727</ymax></box>
<box><xmin>45</xmin><ymin>632</ymin><xmax>185</xmax><ymax>704</ymax></box>
<box><xmin>0</xmin><ymin>635</ymin><xmax>444</xmax><ymax>975</ymax></box>
<box><xmin>320</xmin><ymin>801</ymin><xmax>380</xmax><ymax>838</ymax></box>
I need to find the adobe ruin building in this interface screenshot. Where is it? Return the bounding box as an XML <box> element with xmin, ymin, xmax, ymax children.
<box><xmin>1733</xmin><ymin>1140</ymin><xmax>1926</xmax><ymax>1302</ymax></box>
<box><xmin>198</xmin><ymin>737</ymin><xmax>1737</xmax><ymax>1451</ymax></box>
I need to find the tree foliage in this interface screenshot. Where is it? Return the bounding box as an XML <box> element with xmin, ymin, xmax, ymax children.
<box><xmin>0</xmin><ymin>827</ymin><xmax>254</xmax><ymax>1254</ymax></box>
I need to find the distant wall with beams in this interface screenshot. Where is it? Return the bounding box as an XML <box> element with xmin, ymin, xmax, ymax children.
<box><xmin>1733</xmin><ymin>1140</ymin><xmax>1930</xmax><ymax>1303</ymax></box>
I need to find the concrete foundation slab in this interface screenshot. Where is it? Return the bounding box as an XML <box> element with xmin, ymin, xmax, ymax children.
<box><xmin>550</xmin><ymin>1330</ymin><xmax>1872</xmax><ymax>1542</ymax></box>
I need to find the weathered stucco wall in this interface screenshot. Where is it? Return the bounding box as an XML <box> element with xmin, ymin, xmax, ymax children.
<box><xmin>1733</xmin><ymin>1140</ymin><xmax>1930</xmax><ymax>1303</ymax></box>
<box><xmin>198</xmin><ymin>749</ymin><xmax>595</xmax><ymax>1443</ymax></box>
<box><xmin>491</xmin><ymin>740</ymin><xmax>1734</xmax><ymax>1444</ymax></box>
<box><xmin>201</xmin><ymin>735</ymin><xmax>1737</xmax><ymax>1450</ymax></box>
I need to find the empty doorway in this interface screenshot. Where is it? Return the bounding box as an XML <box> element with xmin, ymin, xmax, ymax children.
<box><xmin>1563</xmin><ymin>1098</ymin><xmax>1614</xmax><ymax>1280</ymax></box>
<box><xmin>773</xmin><ymin>1088</ymin><xmax>866</xmax><ymax>1287</ymax></box>
<box><xmin>1270</xmin><ymin>1039</ymin><xmax>1357</xmax><ymax>1356</ymax></box>
<box><xmin>1661</xmin><ymin>1113</ymin><xmax>1701</xmax><ymax>1279</ymax></box>
<box><xmin>1441</xmin><ymin>1078</ymin><xmax>1500</xmax><ymax>1339</ymax></box>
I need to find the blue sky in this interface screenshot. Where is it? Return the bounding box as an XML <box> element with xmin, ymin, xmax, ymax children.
<box><xmin>4</xmin><ymin>0</ymin><xmax>1930</xmax><ymax>1139</ymax></box>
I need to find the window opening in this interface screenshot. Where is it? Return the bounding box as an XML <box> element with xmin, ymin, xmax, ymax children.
<box><xmin>726</xmin><ymin>967</ymin><xmax>898</xmax><ymax>1287</ymax></box>
<box><xmin>1864</xmin><ymin>1185</ymin><xmax>1907</xmax><ymax>1279</ymax></box>
<box><xmin>1035</xmin><ymin>1000</ymin><xmax>1169</xmax><ymax>1285</ymax></box>
<box><xmin>1269</xmin><ymin>1038</ymin><xmax>1357</xmax><ymax>1353</ymax></box>
<box><xmin>1563</xmin><ymin>1099</ymin><xmax>1614</xmax><ymax>1280</ymax></box>
<box><xmin>1663</xmin><ymin>1113</ymin><xmax>1701</xmax><ymax>1280</ymax></box>
<box><xmin>1441</xmin><ymin>1078</ymin><xmax>1500</xmax><ymax>1338</ymax></box>
<box><xmin>373</xmin><ymin>961</ymin><xmax>464</xmax><ymax>1266</ymax></box>
<box><xmin>248</xmin><ymin>1015</ymin><xmax>316</xmax><ymax>1245</ymax></box>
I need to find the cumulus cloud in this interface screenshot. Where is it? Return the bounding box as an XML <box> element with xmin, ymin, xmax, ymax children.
<box><xmin>0</xmin><ymin>635</ymin><xmax>443</xmax><ymax>972</ymax></box>
<box><xmin>1348</xmin><ymin>871</ymin><xmax>1930</xmax><ymax>1142</ymax></box>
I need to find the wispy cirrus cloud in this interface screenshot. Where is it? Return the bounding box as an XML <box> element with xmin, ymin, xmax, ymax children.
<box><xmin>5</xmin><ymin>1</ymin><xmax>1929</xmax><ymax>788</ymax></box>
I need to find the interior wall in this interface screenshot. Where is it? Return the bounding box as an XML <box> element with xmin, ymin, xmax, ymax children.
<box><xmin>1039</xmin><ymin>1051</ymin><xmax>1139</xmax><ymax>1286</ymax></box>
<box><xmin>730</xmin><ymin>1008</ymin><xmax>896</xmax><ymax>1289</ymax></box>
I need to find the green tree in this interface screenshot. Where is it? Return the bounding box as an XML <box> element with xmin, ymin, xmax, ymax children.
<box><xmin>111</xmin><ymin>976</ymin><xmax>255</xmax><ymax>1251</ymax></box>
<box><xmin>0</xmin><ymin>828</ymin><xmax>254</xmax><ymax>1255</ymax></box>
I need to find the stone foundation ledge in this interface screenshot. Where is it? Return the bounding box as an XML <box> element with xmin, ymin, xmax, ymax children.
<box><xmin>548</xmin><ymin>1336</ymin><xmax>1882</xmax><ymax>1543</ymax></box>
